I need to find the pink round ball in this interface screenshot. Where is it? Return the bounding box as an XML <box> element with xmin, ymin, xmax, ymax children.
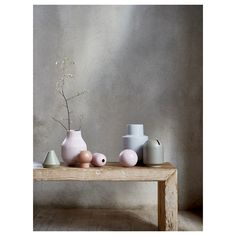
<box><xmin>92</xmin><ymin>153</ymin><xmax>107</xmax><ymax>167</ymax></box>
<box><xmin>119</xmin><ymin>149</ymin><xmax>138</xmax><ymax>167</ymax></box>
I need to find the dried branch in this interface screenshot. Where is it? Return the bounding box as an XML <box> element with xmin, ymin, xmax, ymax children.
<box><xmin>52</xmin><ymin>117</ymin><xmax>67</xmax><ymax>131</ymax></box>
<box><xmin>61</xmin><ymin>88</ymin><xmax>71</xmax><ymax>131</ymax></box>
<box><xmin>53</xmin><ymin>57</ymin><xmax>87</xmax><ymax>131</ymax></box>
<box><xmin>67</xmin><ymin>90</ymin><xmax>88</xmax><ymax>101</ymax></box>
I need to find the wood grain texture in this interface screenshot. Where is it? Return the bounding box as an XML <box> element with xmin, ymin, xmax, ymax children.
<box><xmin>158</xmin><ymin>170</ymin><xmax>178</xmax><ymax>231</ymax></box>
<box><xmin>33</xmin><ymin>207</ymin><xmax>202</xmax><ymax>231</ymax></box>
<box><xmin>33</xmin><ymin>162</ymin><xmax>178</xmax><ymax>231</ymax></box>
<box><xmin>33</xmin><ymin>207</ymin><xmax>158</xmax><ymax>231</ymax></box>
<box><xmin>33</xmin><ymin>162</ymin><xmax>176</xmax><ymax>181</ymax></box>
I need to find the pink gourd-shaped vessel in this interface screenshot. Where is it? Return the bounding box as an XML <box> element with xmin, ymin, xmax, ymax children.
<box><xmin>92</xmin><ymin>153</ymin><xmax>107</xmax><ymax>167</ymax></box>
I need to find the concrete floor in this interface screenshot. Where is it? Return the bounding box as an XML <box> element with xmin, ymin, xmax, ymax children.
<box><xmin>33</xmin><ymin>207</ymin><xmax>203</xmax><ymax>231</ymax></box>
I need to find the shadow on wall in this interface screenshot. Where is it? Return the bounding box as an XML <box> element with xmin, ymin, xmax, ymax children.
<box><xmin>83</xmin><ymin>5</ymin><xmax>203</xmax><ymax>210</ymax></box>
<box><xmin>175</xmin><ymin>7</ymin><xmax>203</xmax><ymax>210</ymax></box>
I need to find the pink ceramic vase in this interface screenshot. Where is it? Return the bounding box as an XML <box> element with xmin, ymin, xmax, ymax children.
<box><xmin>61</xmin><ymin>130</ymin><xmax>87</xmax><ymax>166</ymax></box>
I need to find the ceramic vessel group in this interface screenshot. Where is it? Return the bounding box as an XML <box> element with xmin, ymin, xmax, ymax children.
<box><xmin>43</xmin><ymin>123</ymin><xmax>164</xmax><ymax>169</ymax></box>
<box><xmin>119</xmin><ymin>124</ymin><xmax>164</xmax><ymax>167</ymax></box>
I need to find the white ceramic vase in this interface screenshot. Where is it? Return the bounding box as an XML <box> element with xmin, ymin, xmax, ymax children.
<box><xmin>143</xmin><ymin>139</ymin><xmax>164</xmax><ymax>165</ymax></box>
<box><xmin>61</xmin><ymin>130</ymin><xmax>87</xmax><ymax>166</ymax></box>
<box><xmin>122</xmin><ymin>124</ymin><xmax>148</xmax><ymax>163</ymax></box>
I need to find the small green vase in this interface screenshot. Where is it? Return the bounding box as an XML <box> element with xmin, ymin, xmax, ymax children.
<box><xmin>43</xmin><ymin>150</ymin><xmax>60</xmax><ymax>168</ymax></box>
<box><xmin>143</xmin><ymin>139</ymin><xmax>164</xmax><ymax>166</ymax></box>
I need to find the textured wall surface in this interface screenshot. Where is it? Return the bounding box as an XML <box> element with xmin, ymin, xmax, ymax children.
<box><xmin>33</xmin><ymin>5</ymin><xmax>202</xmax><ymax>210</ymax></box>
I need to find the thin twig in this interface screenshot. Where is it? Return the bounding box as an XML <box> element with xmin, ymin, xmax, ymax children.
<box><xmin>53</xmin><ymin>57</ymin><xmax>87</xmax><ymax>131</ymax></box>
<box><xmin>58</xmin><ymin>82</ymin><xmax>71</xmax><ymax>130</ymax></box>
<box><xmin>61</xmin><ymin>88</ymin><xmax>71</xmax><ymax>130</ymax></box>
<box><xmin>78</xmin><ymin>114</ymin><xmax>84</xmax><ymax>130</ymax></box>
<box><xmin>67</xmin><ymin>90</ymin><xmax>87</xmax><ymax>101</ymax></box>
<box><xmin>52</xmin><ymin>117</ymin><xmax>67</xmax><ymax>131</ymax></box>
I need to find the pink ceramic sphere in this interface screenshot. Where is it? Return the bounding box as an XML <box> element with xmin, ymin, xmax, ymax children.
<box><xmin>92</xmin><ymin>153</ymin><xmax>107</xmax><ymax>167</ymax></box>
<box><xmin>119</xmin><ymin>149</ymin><xmax>138</xmax><ymax>167</ymax></box>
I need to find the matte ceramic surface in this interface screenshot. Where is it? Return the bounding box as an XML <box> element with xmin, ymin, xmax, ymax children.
<box><xmin>143</xmin><ymin>139</ymin><xmax>164</xmax><ymax>165</ymax></box>
<box><xmin>123</xmin><ymin>124</ymin><xmax>148</xmax><ymax>162</ymax></box>
<box><xmin>119</xmin><ymin>149</ymin><xmax>138</xmax><ymax>167</ymax></box>
<box><xmin>92</xmin><ymin>153</ymin><xmax>107</xmax><ymax>167</ymax></box>
<box><xmin>43</xmin><ymin>150</ymin><xmax>60</xmax><ymax>168</ymax></box>
<box><xmin>61</xmin><ymin>130</ymin><xmax>87</xmax><ymax>166</ymax></box>
<box><xmin>78</xmin><ymin>150</ymin><xmax>92</xmax><ymax>168</ymax></box>
<box><xmin>127</xmin><ymin>124</ymin><xmax>144</xmax><ymax>136</ymax></box>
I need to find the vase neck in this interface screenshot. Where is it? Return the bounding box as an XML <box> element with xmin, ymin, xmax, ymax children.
<box><xmin>67</xmin><ymin>130</ymin><xmax>82</xmax><ymax>138</ymax></box>
<box><xmin>127</xmin><ymin>124</ymin><xmax>144</xmax><ymax>136</ymax></box>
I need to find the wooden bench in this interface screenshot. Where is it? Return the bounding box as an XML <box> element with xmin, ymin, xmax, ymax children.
<box><xmin>33</xmin><ymin>162</ymin><xmax>178</xmax><ymax>231</ymax></box>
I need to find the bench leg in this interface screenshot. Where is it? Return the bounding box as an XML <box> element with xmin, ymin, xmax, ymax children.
<box><xmin>158</xmin><ymin>170</ymin><xmax>178</xmax><ymax>231</ymax></box>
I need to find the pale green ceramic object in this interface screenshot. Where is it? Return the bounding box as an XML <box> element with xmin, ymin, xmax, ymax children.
<box><xmin>43</xmin><ymin>150</ymin><xmax>60</xmax><ymax>168</ymax></box>
<box><xmin>143</xmin><ymin>139</ymin><xmax>164</xmax><ymax>165</ymax></box>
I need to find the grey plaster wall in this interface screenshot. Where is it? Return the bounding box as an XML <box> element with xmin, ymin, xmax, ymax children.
<box><xmin>33</xmin><ymin>5</ymin><xmax>202</xmax><ymax>210</ymax></box>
